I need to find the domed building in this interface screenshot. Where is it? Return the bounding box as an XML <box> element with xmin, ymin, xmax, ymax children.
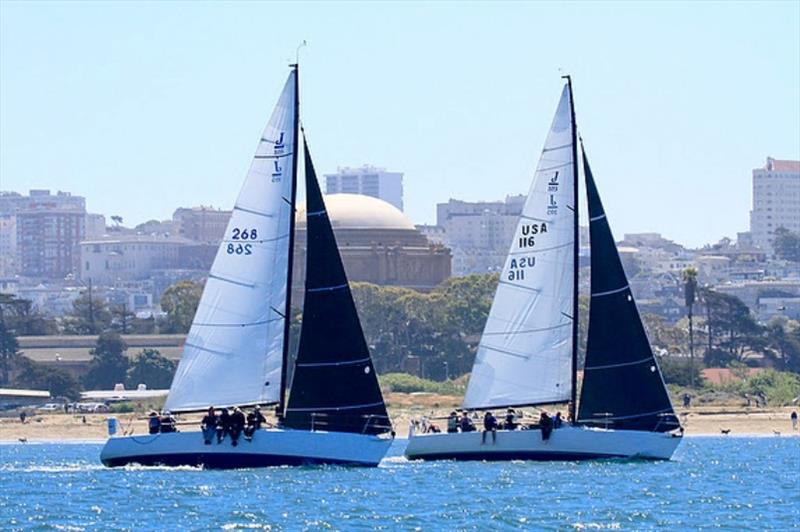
<box><xmin>294</xmin><ymin>194</ymin><xmax>451</xmax><ymax>290</ymax></box>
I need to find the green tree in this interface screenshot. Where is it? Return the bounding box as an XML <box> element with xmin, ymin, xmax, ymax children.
<box><xmin>701</xmin><ymin>289</ymin><xmax>764</xmax><ymax>365</ymax></box>
<box><xmin>14</xmin><ymin>358</ymin><xmax>81</xmax><ymax>399</ymax></box>
<box><xmin>63</xmin><ymin>294</ymin><xmax>112</xmax><ymax>335</ymax></box>
<box><xmin>657</xmin><ymin>356</ymin><xmax>705</xmax><ymax>387</ymax></box>
<box><xmin>160</xmin><ymin>280</ymin><xmax>203</xmax><ymax>333</ymax></box>
<box><xmin>683</xmin><ymin>267</ymin><xmax>699</xmax><ymax>386</ymax></box>
<box><xmin>0</xmin><ymin>319</ymin><xmax>21</xmax><ymax>385</ymax></box>
<box><xmin>126</xmin><ymin>348</ymin><xmax>176</xmax><ymax>388</ymax></box>
<box><xmin>111</xmin><ymin>303</ymin><xmax>135</xmax><ymax>334</ymax></box>
<box><xmin>84</xmin><ymin>330</ymin><xmax>129</xmax><ymax>389</ymax></box>
<box><xmin>772</xmin><ymin>227</ymin><xmax>800</xmax><ymax>262</ymax></box>
<box><xmin>764</xmin><ymin>318</ymin><xmax>800</xmax><ymax>373</ymax></box>
<box><xmin>0</xmin><ymin>294</ymin><xmax>58</xmax><ymax>335</ymax></box>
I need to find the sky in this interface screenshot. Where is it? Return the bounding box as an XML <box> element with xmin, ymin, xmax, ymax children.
<box><xmin>1</xmin><ymin>1</ymin><xmax>798</xmax><ymax>248</ymax></box>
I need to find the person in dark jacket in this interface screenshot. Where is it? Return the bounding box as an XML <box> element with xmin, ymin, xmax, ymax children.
<box><xmin>148</xmin><ymin>411</ymin><xmax>161</xmax><ymax>435</ymax></box>
<box><xmin>553</xmin><ymin>412</ymin><xmax>563</xmax><ymax>429</ymax></box>
<box><xmin>504</xmin><ymin>408</ymin><xmax>517</xmax><ymax>430</ymax></box>
<box><xmin>539</xmin><ymin>412</ymin><xmax>553</xmax><ymax>441</ymax></box>
<box><xmin>459</xmin><ymin>411</ymin><xmax>476</xmax><ymax>433</ymax></box>
<box><xmin>446</xmin><ymin>411</ymin><xmax>459</xmax><ymax>434</ymax></box>
<box><xmin>216</xmin><ymin>408</ymin><xmax>230</xmax><ymax>443</ymax></box>
<box><xmin>160</xmin><ymin>411</ymin><xmax>176</xmax><ymax>433</ymax></box>
<box><xmin>201</xmin><ymin>407</ymin><xmax>217</xmax><ymax>444</ymax></box>
<box><xmin>482</xmin><ymin>411</ymin><xmax>498</xmax><ymax>444</ymax></box>
<box><xmin>244</xmin><ymin>406</ymin><xmax>266</xmax><ymax>441</ymax></box>
<box><xmin>229</xmin><ymin>407</ymin><xmax>246</xmax><ymax>447</ymax></box>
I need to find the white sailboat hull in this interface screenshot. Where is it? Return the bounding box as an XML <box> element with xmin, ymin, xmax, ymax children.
<box><xmin>101</xmin><ymin>428</ymin><xmax>393</xmax><ymax>469</ymax></box>
<box><xmin>404</xmin><ymin>424</ymin><xmax>681</xmax><ymax>461</ymax></box>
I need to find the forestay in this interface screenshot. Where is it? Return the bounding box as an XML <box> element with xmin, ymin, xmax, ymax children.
<box><xmin>166</xmin><ymin>70</ymin><xmax>297</xmax><ymax>412</ymax></box>
<box><xmin>463</xmin><ymin>85</ymin><xmax>575</xmax><ymax>409</ymax></box>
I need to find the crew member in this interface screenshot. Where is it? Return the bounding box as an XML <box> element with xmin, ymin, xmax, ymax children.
<box><xmin>482</xmin><ymin>411</ymin><xmax>498</xmax><ymax>444</ymax></box>
<box><xmin>245</xmin><ymin>406</ymin><xmax>266</xmax><ymax>441</ymax></box>
<box><xmin>201</xmin><ymin>407</ymin><xmax>217</xmax><ymax>445</ymax></box>
<box><xmin>229</xmin><ymin>407</ymin><xmax>246</xmax><ymax>447</ymax></box>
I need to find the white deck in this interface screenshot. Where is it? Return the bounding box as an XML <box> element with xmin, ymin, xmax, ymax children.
<box><xmin>101</xmin><ymin>428</ymin><xmax>393</xmax><ymax>468</ymax></box>
<box><xmin>405</xmin><ymin>424</ymin><xmax>682</xmax><ymax>461</ymax></box>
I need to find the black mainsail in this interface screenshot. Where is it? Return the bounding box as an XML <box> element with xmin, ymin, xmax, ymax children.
<box><xmin>283</xmin><ymin>138</ymin><xmax>391</xmax><ymax>436</ymax></box>
<box><xmin>577</xmin><ymin>147</ymin><xmax>679</xmax><ymax>432</ymax></box>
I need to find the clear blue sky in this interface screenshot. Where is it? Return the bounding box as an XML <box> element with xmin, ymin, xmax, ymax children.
<box><xmin>1</xmin><ymin>1</ymin><xmax>798</xmax><ymax>247</ymax></box>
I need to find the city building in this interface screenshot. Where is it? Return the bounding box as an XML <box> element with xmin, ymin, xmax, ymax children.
<box><xmin>294</xmin><ymin>194</ymin><xmax>450</xmax><ymax>291</ymax></box>
<box><xmin>3</xmin><ymin>190</ymin><xmax>88</xmax><ymax>279</ymax></box>
<box><xmin>324</xmin><ymin>165</ymin><xmax>404</xmax><ymax>211</ymax></box>
<box><xmin>750</xmin><ymin>157</ymin><xmax>800</xmax><ymax>252</ymax></box>
<box><xmin>436</xmin><ymin>195</ymin><xmax>525</xmax><ymax>275</ymax></box>
<box><xmin>79</xmin><ymin>234</ymin><xmax>192</xmax><ymax>284</ymax></box>
<box><xmin>172</xmin><ymin>206</ymin><xmax>231</xmax><ymax>244</ymax></box>
<box><xmin>0</xmin><ymin>215</ymin><xmax>17</xmax><ymax>276</ymax></box>
<box><xmin>85</xmin><ymin>213</ymin><xmax>107</xmax><ymax>240</ymax></box>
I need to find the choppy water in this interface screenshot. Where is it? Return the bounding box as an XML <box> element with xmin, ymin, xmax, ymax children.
<box><xmin>1</xmin><ymin>437</ymin><xmax>798</xmax><ymax>530</ymax></box>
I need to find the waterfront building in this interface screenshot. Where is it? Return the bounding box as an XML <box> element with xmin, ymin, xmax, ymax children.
<box><xmin>324</xmin><ymin>165</ymin><xmax>404</xmax><ymax>211</ymax></box>
<box><xmin>750</xmin><ymin>157</ymin><xmax>800</xmax><ymax>252</ymax></box>
<box><xmin>294</xmin><ymin>194</ymin><xmax>450</xmax><ymax>291</ymax></box>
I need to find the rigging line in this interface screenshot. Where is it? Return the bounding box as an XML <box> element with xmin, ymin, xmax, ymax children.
<box><xmin>296</xmin><ymin>357</ymin><xmax>371</xmax><ymax>368</ymax></box>
<box><xmin>584</xmin><ymin>356</ymin><xmax>654</xmax><ymax>371</ymax></box>
<box><xmin>192</xmin><ymin>318</ymin><xmax>281</xmax><ymax>328</ymax></box>
<box><xmin>253</xmin><ymin>151</ymin><xmax>294</xmax><ymax>159</ymax></box>
<box><xmin>233</xmin><ymin>206</ymin><xmax>275</xmax><ymax>218</ymax></box>
<box><xmin>285</xmin><ymin>401</ymin><xmax>385</xmax><ymax>412</ymax></box>
<box><xmin>208</xmin><ymin>274</ymin><xmax>256</xmax><ymax>289</ymax></box>
<box><xmin>591</xmin><ymin>285</ymin><xmax>630</xmax><ymax>298</ymax></box>
<box><xmin>482</xmin><ymin>321</ymin><xmax>570</xmax><ymax>336</ymax></box>
<box><xmin>581</xmin><ymin>407</ymin><xmax>673</xmax><ymax>422</ymax></box>
<box><xmin>271</xmin><ymin>306</ymin><xmax>286</xmax><ymax>319</ymax></box>
<box><xmin>307</xmin><ymin>283</ymin><xmax>348</xmax><ymax>293</ymax></box>
<box><xmin>589</xmin><ymin>213</ymin><xmax>606</xmax><ymax>222</ymax></box>
<box><xmin>306</xmin><ymin>209</ymin><xmax>327</xmax><ymax>217</ymax></box>
<box><xmin>498</xmin><ymin>280</ymin><xmax>542</xmax><ymax>294</ymax></box>
<box><xmin>519</xmin><ymin>214</ymin><xmax>551</xmax><ymax>223</ymax></box>
<box><xmin>561</xmin><ymin>311</ymin><xmax>574</xmax><ymax>321</ymax></box>
<box><xmin>542</xmin><ymin>142</ymin><xmax>572</xmax><ymax>152</ymax></box>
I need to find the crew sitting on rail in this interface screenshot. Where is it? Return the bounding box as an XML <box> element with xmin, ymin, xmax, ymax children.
<box><xmin>553</xmin><ymin>412</ymin><xmax>563</xmax><ymax>429</ymax></box>
<box><xmin>229</xmin><ymin>407</ymin><xmax>246</xmax><ymax>447</ymax></box>
<box><xmin>447</xmin><ymin>411</ymin><xmax>459</xmax><ymax>434</ymax></box>
<box><xmin>160</xmin><ymin>411</ymin><xmax>177</xmax><ymax>433</ymax></box>
<box><xmin>504</xmin><ymin>408</ymin><xmax>518</xmax><ymax>430</ymax></box>
<box><xmin>201</xmin><ymin>407</ymin><xmax>217</xmax><ymax>444</ymax></box>
<box><xmin>216</xmin><ymin>408</ymin><xmax>230</xmax><ymax>443</ymax></box>
<box><xmin>459</xmin><ymin>411</ymin><xmax>476</xmax><ymax>432</ymax></box>
<box><xmin>147</xmin><ymin>411</ymin><xmax>160</xmax><ymax>434</ymax></box>
<box><xmin>482</xmin><ymin>411</ymin><xmax>498</xmax><ymax>444</ymax></box>
<box><xmin>244</xmin><ymin>405</ymin><xmax>266</xmax><ymax>441</ymax></box>
<box><xmin>539</xmin><ymin>411</ymin><xmax>554</xmax><ymax>441</ymax></box>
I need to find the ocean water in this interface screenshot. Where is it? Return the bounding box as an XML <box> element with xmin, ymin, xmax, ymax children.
<box><xmin>1</xmin><ymin>437</ymin><xmax>798</xmax><ymax>530</ymax></box>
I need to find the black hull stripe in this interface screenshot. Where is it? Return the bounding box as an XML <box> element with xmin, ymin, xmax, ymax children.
<box><xmin>102</xmin><ymin>452</ymin><xmax>377</xmax><ymax>469</ymax></box>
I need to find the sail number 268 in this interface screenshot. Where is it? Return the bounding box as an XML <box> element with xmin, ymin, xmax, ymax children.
<box><xmin>227</xmin><ymin>227</ymin><xmax>257</xmax><ymax>255</ymax></box>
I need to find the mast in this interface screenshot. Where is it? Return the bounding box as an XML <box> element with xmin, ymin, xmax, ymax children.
<box><xmin>279</xmin><ymin>63</ymin><xmax>300</xmax><ymax>415</ymax></box>
<box><xmin>562</xmin><ymin>75</ymin><xmax>579</xmax><ymax>424</ymax></box>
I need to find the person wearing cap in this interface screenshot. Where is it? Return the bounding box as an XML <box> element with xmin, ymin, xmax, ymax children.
<box><xmin>245</xmin><ymin>406</ymin><xmax>266</xmax><ymax>441</ymax></box>
<box><xmin>159</xmin><ymin>411</ymin><xmax>176</xmax><ymax>433</ymax></box>
<box><xmin>482</xmin><ymin>411</ymin><xmax>498</xmax><ymax>444</ymax></box>
<box><xmin>229</xmin><ymin>407</ymin><xmax>246</xmax><ymax>447</ymax></box>
<box><xmin>201</xmin><ymin>407</ymin><xmax>217</xmax><ymax>445</ymax></box>
<box><xmin>216</xmin><ymin>408</ymin><xmax>230</xmax><ymax>443</ymax></box>
<box><xmin>504</xmin><ymin>408</ymin><xmax>517</xmax><ymax>430</ymax></box>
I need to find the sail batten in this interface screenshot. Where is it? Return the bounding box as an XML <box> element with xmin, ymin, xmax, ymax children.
<box><xmin>577</xmin><ymin>147</ymin><xmax>678</xmax><ymax>432</ymax></box>
<box><xmin>463</xmin><ymin>84</ymin><xmax>576</xmax><ymax>410</ymax></box>
<box><xmin>164</xmin><ymin>70</ymin><xmax>298</xmax><ymax>412</ymax></box>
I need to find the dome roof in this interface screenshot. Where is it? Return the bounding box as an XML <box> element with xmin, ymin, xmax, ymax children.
<box><xmin>296</xmin><ymin>193</ymin><xmax>415</xmax><ymax>230</ymax></box>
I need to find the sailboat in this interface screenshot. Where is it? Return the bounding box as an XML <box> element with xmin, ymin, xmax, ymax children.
<box><xmin>101</xmin><ymin>65</ymin><xmax>394</xmax><ymax>468</ymax></box>
<box><xmin>405</xmin><ymin>78</ymin><xmax>682</xmax><ymax>461</ymax></box>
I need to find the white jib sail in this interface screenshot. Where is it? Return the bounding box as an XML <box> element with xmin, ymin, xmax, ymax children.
<box><xmin>463</xmin><ymin>85</ymin><xmax>575</xmax><ymax>409</ymax></box>
<box><xmin>165</xmin><ymin>71</ymin><xmax>297</xmax><ymax>412</ymax></box>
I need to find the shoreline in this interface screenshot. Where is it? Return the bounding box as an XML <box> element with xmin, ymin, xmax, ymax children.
<box><xmin>2</xmin><ymin>404</ymin><xmax>798</xmax><ymax>442</ymax></box>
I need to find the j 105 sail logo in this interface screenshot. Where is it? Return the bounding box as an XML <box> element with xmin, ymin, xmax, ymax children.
<box><xmin>518</xmin><ymin>223</ymin><xmax>547</xmax><ymax>249</ymax></box>
<box><xmin>272</xmin><ymin>131</ymin><xmax>286</xmax><ymax>183</ymax></box>
<box><xmin>547</xmin><ymin>171</ymin><xmax>559</xmax><ymax>215</ymax></box>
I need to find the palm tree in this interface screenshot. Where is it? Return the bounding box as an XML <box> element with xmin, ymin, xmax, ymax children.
<box><xmin>682</xmin><ymin>267</ymin><xmax>698</xmax><ymax>387</ymax></box>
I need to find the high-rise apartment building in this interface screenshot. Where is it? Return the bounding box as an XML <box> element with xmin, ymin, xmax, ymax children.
<box><xmin>750</xmin><ymin>157</ymin><xmax>800</xmax><ymax>252</ymax></box>
<box><xmin>0</xmin><ymin>215</ymin><xmax>17</xmax><ymax>277</ymax></box>
<box><xmin>324</xmin><ymin>165</ymin><xmax>404</xmax><ymax>211</ymax></box>
<box><xmin>0</xmin><ymin>190</ymin><xmax>87</xmax><ymax>279</ymax></box>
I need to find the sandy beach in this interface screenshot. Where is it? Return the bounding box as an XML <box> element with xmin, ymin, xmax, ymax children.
<box><xmin>1</xmin><ymin>394</ymin><xmax>798</xmax><ymax>442</ymax></box>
